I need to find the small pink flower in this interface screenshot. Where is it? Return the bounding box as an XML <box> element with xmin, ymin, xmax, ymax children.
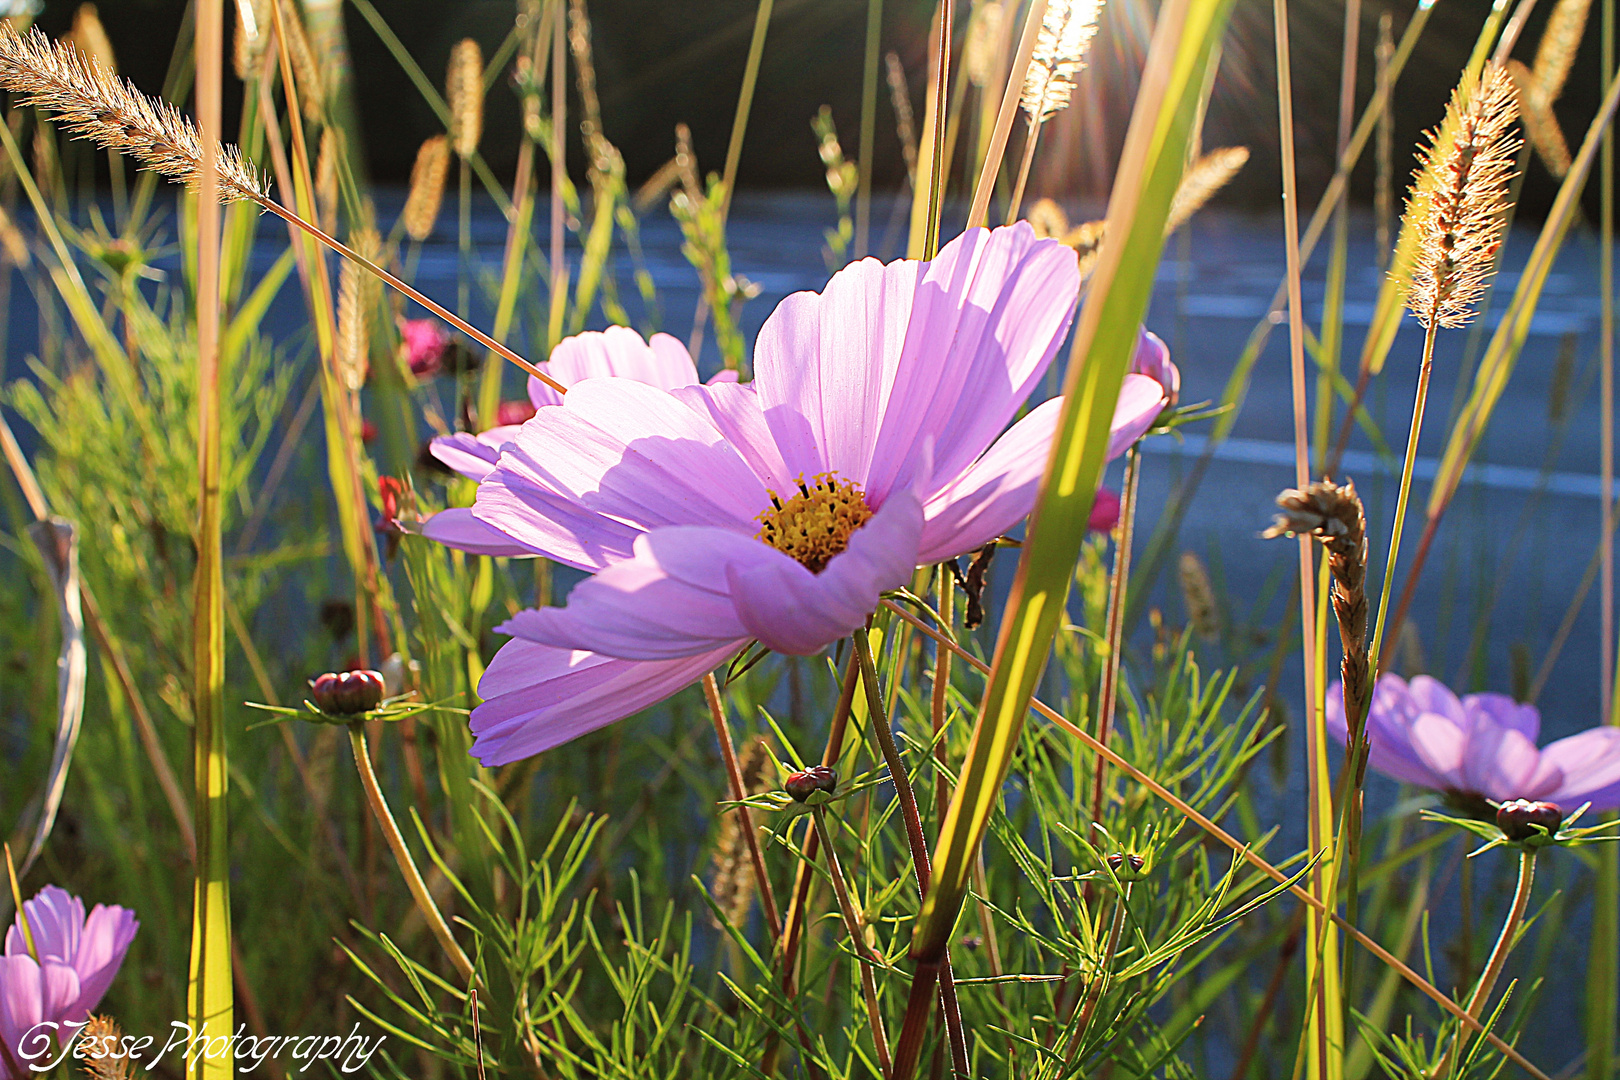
<box><xmin>496</xmin><ymin>400</ymin><xmax>537</xmax><ymax>427</ymax></box>
<box><xmin>1328</xmin><ymin>674</ymin><xmax>1620</xmax><ymax>811</ymax></box>
<box><xmin>424</xmin><ymin>224</ymin><xmax>1175</xmax><ymax>764</ymax></box>
<box><xmin>1131</xmin><ymin>329</ymin><xmax>1179</xmax><ymax>408</ymax></box>
<box><xmin>1089</xmin><ymin>487</ymin><xmax>1121</xmax><ymax>533</ymax></box>
<box><xmin>401</xmin><ymin>318</ymin><xmax>450</xmax><ymax>377</ymax></box>
<box><xmin>0</xmin><ymin>887</ymin><xmax>137</xmax><ymax>1078</ymax></box>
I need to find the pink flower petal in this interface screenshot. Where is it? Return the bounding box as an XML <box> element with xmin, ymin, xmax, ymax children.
<box><xmin>429</xmin><ymin>427</ymin><xmax>522</xmax><ymax>483</ymax></box>
<box><xmin>1105</xmin><ymin>374</ymin><xmax>1169</xmax><ymax>460</ymax></box>
<box><xmin>752</xmin><ymin>254</ymin><xmax>922</xmax><ymax>487</ymax></box>
<box><xmin>66</xmin><ymin>906</ymin><xmax>136</xmax><ymax>1018</ymax></box>
<box><xmin>1461</xmin><ymin>692</ymin><xmax>1540</xmax><ymax>742</ymax></box>
<box><xmin>1461</xmin><ymin>726</ymin><xmax>1559</xmax><ymax>802</ymax></box>
<box><xmin>527</xmin><ymin>327</ymin><xmax>700</xmax><ymax>407</ymax></box>
<box><xmin>1326</xmin><ymin>677</ymin><xmax>1446</xmax><ymax>789</ymax></box>
<box><xmin>9</xmin><ymin>888</ymin><xmax>81</xmax><ymax>963</ymax></box>
<box><xmin>1540</xmin><ymin>727</ymin><xmax>1620</xmax><ymax>810</ymax></box>
<box><xmin>497</xmin><ymin>529</ymin><xmax>763</xmax><ymax>660</ymax></box>
<box><xmin>469</xmin><ymin>640</ymin><xmax>739</xmax><ymax>764</ymax></box>
<box><xmin>729</xmin><ymin>488</ymin><xmax>924</xmax><ymax>655</ymax></box>
<box><xmin>418</xmin><ymin>508</ymin><xmax>542</xmax><ymax>558</ymax></box>
<box><xmin>1406</xmin><ymin>675</ymin><xmax>1467</xmax><ymax>726</ymax></box>
<box><xmin>863</xmin><ymin>224</ymin><xmax>1081</xmax><ymax>502</ymax></box>
<box><xmin>1131</xmin><ymin>329</ymin><xmax>1179</xmax><ymax>406</ymax></box>
<box><xmin>671</xmin><ymin>381</ymin><xmax>794</xmax><ymax>492</ymax></box>
<box><xmin>497</xmin><ymin>378</ymin><xmax>767</xmax><ymax>533</ymax></box>
<box><xmin>917</xmin><ymin>398</ymin><xmax>1061</xmax><ymax>563</ymax></box>
<box><xmin>1407</xmin><ymin>712</ymin><xmax>1468</xmax><ymax>789</ymax></box>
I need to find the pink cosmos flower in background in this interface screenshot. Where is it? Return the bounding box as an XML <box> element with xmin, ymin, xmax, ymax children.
<box><xmin>1132</xmin><ymin>328</ymin><xmax>1178</xmax><ymax>407</ymax></box>
<box><xmin>1089</xmin><ymin>487</ymin><xmax>1122</xmax><ymax>533</ymax></box>
<box><xmin>1327</xmin><ymin>673</ymin><xmax>1620</xmax><ymax>812</ymax></box>
<box><xmin>425</xmin><ymin>223</ymin><xmax>1176</xmax><ymax>763</ymax></box>
<box><xmin>0</xmin><ymin>886</ymin><xmax>137</xmax><ymax>1077</ymax></box>
<box><xmin>401</xmin><ymin>317</ymin><xmax>450</xmax><ymax>378</ymax></box>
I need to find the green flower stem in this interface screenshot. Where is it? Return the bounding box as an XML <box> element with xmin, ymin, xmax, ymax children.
<box><xmin>854</xmin><ymin>627</ymin><xmax>967</xmax><ymax>1078</ymax></box>
<box><xmin>811</xmin><ymin>807</ymin><xmax>892</xmax><ymax>1076</ymax></box>
<box><xmin>1062</xmin><ymin>882</ymin><xmax>1131</xmax><ymax>1071</ymax></box>
<box><xmin>347</xmin><ymin>723</ymin><xmax>478</xmax><ymax>988</ymax></box>
<box><xmin>1434</xmin><ymin>847</ymin><xmax>1536</xmax><ymax>1079</ymax></box>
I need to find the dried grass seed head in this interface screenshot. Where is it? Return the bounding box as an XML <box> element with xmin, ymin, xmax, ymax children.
<box><xmin>447</xmin><ymin>37</ymin><xmax>484</xmax><ymax>159</ymax></box>
<box><xmin>233</xmin><ymin>0</ymin><xmax>270</xmax><ymax>81</ymax></box>
<box><xmin>1531</xmin><ymin>0</ymin><xmax>1590</xmax><ymax>104</ymax></box>
<box><xmin>403</xmin><ymin>134</ymin><xmax>450</xmax><ymax>241</ymax></box>
<box><xmin>965</xmin><ymin>1</ymin><xmax>1004</xmax><ymax>88</ymax></box>
<box><xmin>1404</xmin><ymin>63</ymin><xmax>1520</xmax><ymax>329</ymax></box>
<box><xmin>1020</xmin><ymin>0</ymin><xmax>1103</xmax><ymax>125</ymax></box>
<box><xmin>275</xmin><ymin>0</ymin><xmax>325</xmax><ymax>121</ymax></box>
<box><xmin>1167</xmin><ymin>146</ymin><xmax>1249</xmax><ymax>234</ymax></box>
<box><xmin>0</xmin><ymin>25</ymin><xmax>266</xmax><ymax>203</ymax></box>
<box><xmin>1506</xmin><ymin>58</ymin><xmax>1572</xmax><ymax>178</ymax></box>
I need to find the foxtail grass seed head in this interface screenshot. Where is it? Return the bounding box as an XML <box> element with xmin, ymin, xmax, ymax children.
<box><xmin>403</xmin><ymin>135</ymin><xmax>450</xmax><ymax>241</ymax></box>
<box><xmin>1166</xmin><ymin>146</ymin><xmax>1249</xmax><ymax>234</ymax></box>
<box><xmin>885</xmin><ymin>51</ymin><xmax>919</xmax><ymax>177</ymax></box>
<box><xmin>276</xmin><ymin>0</ymin><xmax>325</xmax><ymax>122</ymax></box>
<box><xmin>1506</xmin><ymin>59</ymin><xmax>1572</xmax><ymax>179</ymax></box>
<box><xmin>233</xmin><ymin>0</ymin><xmax>270</xmax><ymax>81</ymax></box>
<box><xmin>0</xmin><ymin>25</ymin><xmax>266</xmax><ymax>203</ymax></box>
<box><xmin>1027</xmin><ymin>197</ymin><xmax>1070</xmax><ymax>240</ymax></box>
<box><xmin>316</xmin><ymin>126</ymin><xmax>339</xmax><ymax>232</ymax></box>
<box><xmin>336</xmin><ymin>248</ymin><xmax>370</xmax><ymax>392</ymax></box>
<box><xmin>1020</xmin><ymin>0</ymin><xmax>1103</xmax><ymax>125</ymax></box>
<box><xmin>78</xmin><ymin>1016</ymin><xmax>133</xmax><ymax>1080</ymax></box>
<box><xmin>447</xmin><ymin>38</ymin><xmax>484</xmax><ymax>160</ymax></box>
<box><xmin>965</xmin><ymin>1</ymin><xmax>1004</xmax><ymax>88</ymax></box>
<box><xmin>1177</xmin><ymin>551</ymin><xmax>1219</xmax><ymax>642</ymax></box>
<box><xmin>0</xmin><ymin>203</ymin><xmax>30</xmax><ymax>268</ymax></box>
<box><xmin>1531</xmin><ymin>0</ymin><xmax>1590</xmax><ymax>104</ymax></box>
<box><xmin>68</xmin><ymin>4</ymin><xmax>115</xmax><ymax>74</ymax></box>
<box><xmin>709</xmin><ymin>736</ymin><xmax>771</xmax><ymax>930</ymax></box>
<box><xmin>1404</xmin><ymin>64</ymin><xmax>1520</xmax><ymax>330</ymax></box>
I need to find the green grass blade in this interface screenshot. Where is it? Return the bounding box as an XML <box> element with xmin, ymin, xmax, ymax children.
<box><xmin>911</xmin><ymin>0</ymin><xmax>1237</xmax><ymax>964</ymax></box>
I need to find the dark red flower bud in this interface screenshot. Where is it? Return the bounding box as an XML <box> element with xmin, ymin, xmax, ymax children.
<box><xmin>784</xmin><ymin>765</ymin><xmax>838</xmax><ymax>802</ymax></box>
<box><xmin>1496</xmin><ymin>799</ymin><xmax>1563</xmax><ymax>842</ymax></box>
<box><xmin>377</xmin><ymin>476</ymin><xmax>406</xmax><ymax>521</ymax></box>
<box><xmin>1106</xmin><ymin>852</ymin><xmax>1146</xmax><ymax>875</ymax></box>
<box><xmin>310</xmin><ymin>670</ymin><xmax>386</xmax><ymax>716</ymax></box>
<box><xmin>497</xmin><ymin>400</ymin><xmax>538</xmax><ymax>426</ymax></box>
<box><xmin>361</xmin><ymin>419</ymin><xmax>378</xmax><ymax>444</ymax></box>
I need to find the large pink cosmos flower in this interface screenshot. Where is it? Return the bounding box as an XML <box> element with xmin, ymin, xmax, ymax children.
<box><xmin>0</xmin><ymin>887</ymin><xmax>137</xmax><ymax>1078</ymax></box>
<box><xmin>428</xmin><ymin>224</ymin><xmax>1175</xmax><ymax>764</ymax></box>
<box><xmin>1327</xmin><ymin>674</ymin><xmax>1620</xmax><ymax>811</ymax></box>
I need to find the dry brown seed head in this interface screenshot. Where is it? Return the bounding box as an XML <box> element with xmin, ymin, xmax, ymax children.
<box><xmin>275</xmin><ymin>0</ymin><xmax>325</xmax><ymax>122</ymax></box>
<box><xmin>1531</xmin><ymin>0</ymin><xmax>1590</xmax><ymax>105</ymax></box>
<box><xmin>1506</xmin><ymin>59</ymin><xmax>1572</xmax><ymax>179</ymax></box>
<box><xmin>965</xmin><ymin>2</ymin><xmax>1005</xmax><ymax>88</ymax></box>
<box><xmin>316</xmin><ymin>126</ymin><xmax>339</xmax><ymax>233</ymax></box>
<box><xmin>77</xmin><ymin>1016</ymin><xmax>132</xmax><ymax>1080</ymax></box>
<box><xmin>0</xmin><ymin>25</ymin><xmax>266</xmax><ymax>203</ymax></box>
<box><xmin>233</xmin><ymin>0</ymin><xmax>271</xmax><ymax>82</ymax></box>
<box><xmin>1166</xmin><ymin>147</ymin><xmax>1249</xmax><ymax>234</ymax></box>
<box><xmin>1178</xmin><ymin>551</ymin><xmax>1219</xmax><ymax>642</ymax></box>
<box><xmin>1404</xmin><ymin>64</ymin><xmax>1521</xmax><ymax>330</ymax></box>
<box><xmin>885</xmin><ymin>51</ymin><xmax>919</xmax><ymax>177</ymax></box>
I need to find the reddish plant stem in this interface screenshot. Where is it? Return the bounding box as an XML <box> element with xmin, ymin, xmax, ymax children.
<box><xmin>703</xmin><ymin>673</ymin><xmax>782</xmax><ymax>939</ymax></box>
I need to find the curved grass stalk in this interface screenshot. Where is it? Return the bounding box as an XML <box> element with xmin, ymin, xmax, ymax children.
<box><xmin>347</xmin><ymin>723</ymin><xmax>478</xmax><ymax>988</ymax></box>
<box><xmin>1434</xmin><ymin>849</ymin><xmax>1536</xmax><ymax>1079</ymax></box>
<box><xmin>702</xmin><ymin>673</ymin><xmax>782</xmax><ymax>939</ymax></box>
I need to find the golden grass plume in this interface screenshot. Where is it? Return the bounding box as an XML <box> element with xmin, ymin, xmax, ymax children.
<box><xmin>0</xmin><ymin>204</ymin><xmax>29</xmax><ymax>268</ymax></box>
<box><xmin>316</xmin><ymin>127</ymin><xmax>339</xmax><ymax>233</ymax></box>
<box><xmin>885</xmin><ymin>51</ymin><xmax>919</xmax><ymax>181</ymax></box>
<box><xmin>403</xmin><ymin>135</ymin><xmax>450</xmax><ymax>241</ymax></box>
<box><xmin>0</xmin><ymin>24</ymin><xmax>265</xmax><ymax>203</ymax></box>
<box><xmin>709</xmin><ymin>736</ymin><xmax>773</xmax><ymax>930</ymax></box>
<box><xmin>965</xmin><ymin>1</ymin><xmax>1005</xmax><ymax>88</ymax></box>
<box><xmin>77</xmin><ymin>1016</ymin><xmax>133</xmax><ymax>1080</ymax></box>
<box><xmin>1020</xmin><ymin>0</ymin><xmax>1103</xmax><ymax>124</ymax></box>
<box><xmin>1166</xmin><ymin>146</ymin><xmax>1249</xmax><ymax>234</ymax></box>
<box><xmin>275</xmin><ymin>0</ymin><xmax>325</xmax><ymax>122</ymax></box>
<box><xmin>336</xmin><ymin>228</ymin><xmax>379</xmax><ymax>392</ymax></box>
<box><xmin>1404</xmin><ymin>63</ymin><xmax>1520</xmax><ymax>330</ymax></box>
<box><xmin>447</xmin><ymin>38</ymin><xmax>484</xmax><ymax>160</ymax></box>
<box><xmin>1177</xmin><ymin>552</ymin><xmax>1220</xmax><ymax>643</ymax></box>
<box><xmin>1507</xmin><ymin>58</ymin><xmax>1573</xmax><ymax>179</ymax></box>
<box><xmin>1531</xmin><ymin>0</ymin><xmax>1590</xmax><ymax>104</ymax></box>
<box><xmin>233</xmin><ymin>0</ymin><xmax>270</xmax><ymax>81</ymax></box>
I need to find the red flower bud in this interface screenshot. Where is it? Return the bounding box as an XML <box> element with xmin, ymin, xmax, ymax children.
<box><xmin>310</xmin><ymin>670</ymin><xmax>386</xmax><ymax>716</ymax></box>
<box><xmin>1496</xmin><ymin>799</ymin><xmax>1563</xmax><ymax>842</ymax></box>
<box><xmin>496</xmin><ymin>400</ymin><xmax>538</xmax><ymax>426</ymax></box>
<box><xmin>784</xmin><ymin>765</ymin><xmax>838</xmax><ymax>802</ymax></box>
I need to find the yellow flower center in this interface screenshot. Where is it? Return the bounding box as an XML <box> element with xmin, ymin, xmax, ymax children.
<box><xmin>755</xmin><ymin>473</ymin><xmax>873</xmax><ymax>574</ymax></box>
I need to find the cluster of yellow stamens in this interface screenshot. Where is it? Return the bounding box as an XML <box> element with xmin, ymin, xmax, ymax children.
<box><xmin>755</xmin><ymin>473</ymin><xmax>873</xmax><ymax>574</ymax></box>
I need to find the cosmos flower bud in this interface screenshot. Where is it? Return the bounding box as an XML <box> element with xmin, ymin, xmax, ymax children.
<box><xmin>1495</xmin><ymin>799</ymin><xmax>1563</xmax><ymax>842</ymax></box>
<box><xmin>310</xmin><ymin>670</ymin><xmax>386</xmax><ymax>716</ymax></box>
<box><xmin>1106</xmin><ymin>852</ymin><xmax>1147</xmax><ymax>880</ymax></box>
<box><xmin>784</xmin><ymin>765</ymin><xmax>838</xmax><ymax>802</ymax></box>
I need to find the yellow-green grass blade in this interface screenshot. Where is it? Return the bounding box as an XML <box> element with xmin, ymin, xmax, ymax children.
<box><xmin>1425</xmin><ymin>66</ymin><xmax>1620</xmax><ymax>518</ymax></box>
<box><xmin>911</xmin><ymin>0</ymin><xmax>1237</xmax><ymax>963</ymax></box>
